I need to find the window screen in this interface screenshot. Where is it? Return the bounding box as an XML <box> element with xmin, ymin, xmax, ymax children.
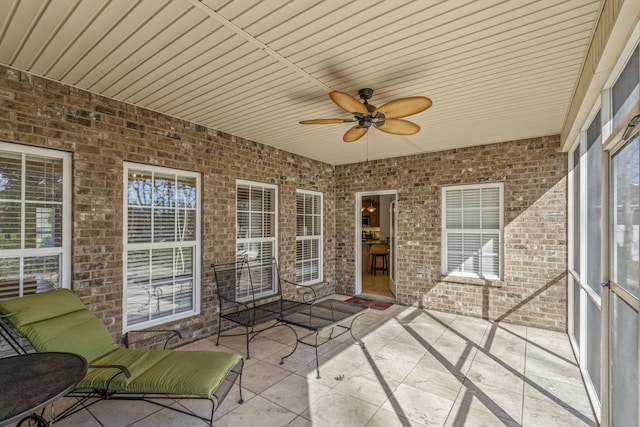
<box><xmin>443</xmin><ymin>183</ymin><xmax>503</xmax><ymax>279</ymax></box>
<box><xmin>124</xmin><ymin>163</ymin><xmax>200</xmax><ymax>330</ymax></box>
<box><xmin>236</xmin><ymin>180</ymin><xmax>278</xmax><ymax>299</ymax></box>
<box><xmin>612</xmin><ymin>45</ymin><xmax>639</xmax><ymax>129</ymax></box>
<box><xmin>296</xmin><ymin>190</ymin><xmax>322</xmax><ymax>285</ymax></box>
<box><xmin>0</xmin><ymin>144</ymin><xmax>70</xmax><ymax>300</ymax></box>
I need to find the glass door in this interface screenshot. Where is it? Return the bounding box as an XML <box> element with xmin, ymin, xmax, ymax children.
<box><xmin>389</xmin><ymin>200</ymin><xmax>397</xmax><ymax>297</ymax></box>
<box><xmin>608</xmin><ymin>134</ymin><xmax>639</xmax><ymax>426</ymax></box>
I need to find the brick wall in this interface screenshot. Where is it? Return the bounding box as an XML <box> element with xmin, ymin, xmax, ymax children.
<box><xmin>0</xmin><ymin>64</ymin><xmax>569</xmax><ymax>340</ymax></box>
<box><xmin>0</xmin><ymin>65</ymin><xmax>336</xmax><ymax>343</ymax></box>
<box><xmin>335</xmin><ymin>137</ymin><xmax>568</xmax><ymax>331</ymax></box>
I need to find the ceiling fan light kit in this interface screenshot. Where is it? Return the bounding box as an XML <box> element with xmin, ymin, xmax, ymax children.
<box><xmin>300</xmin><ymin>88</ymin><xmax>432</xmax><ymax>142</ymax></box>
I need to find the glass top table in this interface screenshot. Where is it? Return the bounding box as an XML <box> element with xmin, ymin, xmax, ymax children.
<box><xmin>277</xmin><ymin>298</ymin><xmax>368</xmax><ymax>379</ymax></box>
<box><xmin>0</xmin><ymin>352</ymin><xmax>87</xmax><ymax>427</ymax></box>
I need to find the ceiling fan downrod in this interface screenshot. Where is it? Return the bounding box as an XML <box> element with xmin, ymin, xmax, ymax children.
<box><xmin>358</xmin><ymin>88</ymin><xmax>376</xmax><ymax>112</ymax></box>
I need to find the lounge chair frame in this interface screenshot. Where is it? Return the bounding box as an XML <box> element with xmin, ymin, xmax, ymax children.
<box><xmin>0</xmin><ymin>290</ymin><xmax>244</xmax><ymax>426</ymax></box>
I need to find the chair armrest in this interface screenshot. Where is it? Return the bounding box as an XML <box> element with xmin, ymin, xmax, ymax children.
<box><xmin>283</xmin><ymin>279</ymin><xmax>318</xmax><ymax>304</ymax></box>
<box><xmin>89</xmin><ymin>364</ymin><xmax>131</xmax><ymax>378</ymax></box>
<box><xmin>217</xmin><ymin>294</ymin><xmax>254</xmax><ymax>313</ymax></box>
<box><xmin>217</xmin><ymin>293</ymin><xmax>243</xmax><ymax>307</ymax></box>
<box><xmin>123</xmin><ymin>329</ymin><xmax>182</xmax><ymax>349</ymax></box>
<box><xmin>219</xmin><ymin>298</ymin><xmax>257</xmax><ymax>325</ymax></box>
<box><xmin>88</xmin><ymin>364</ymin><xmax>132</xmax><ymax>392</ymax></box>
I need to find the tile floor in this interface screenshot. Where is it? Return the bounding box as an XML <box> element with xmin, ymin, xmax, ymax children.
<box><xmin>49</xmin><ymin>295</ymin><xmax>598</xmax><ymax>426</ymax></box>
<box><xmin>361</xmin><ymin>271</ymin><xmax>394</xmax><ymax>298</ymax></box>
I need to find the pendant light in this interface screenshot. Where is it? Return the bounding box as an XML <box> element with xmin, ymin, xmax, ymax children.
<box><xmin>366</xmin><ymin>197</ymin><xmax>376</xmax><ymax>212</ymax></box>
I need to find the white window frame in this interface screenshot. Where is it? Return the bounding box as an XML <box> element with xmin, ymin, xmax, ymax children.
<box><xmin>0</xmin><ymin>142</ymin><xmax>72</xmax><ymax>298</ymax></box>
<box><xmin>441</xmin><ymin>182</ymin><xmax>504</xmax><ymax>280</ymax></box>
<box><xmin>295</xmin><ymin>189</ymin><xmax>323</xmax><ymax>285</ymax></box>
<box><xmin>122</xmin><ymin>162</ymin><xmax>201</xmax><ymax>332</ymax></box>
<box><xmin>568</xmin><ymin>26</ymin><xmax>640</xmax><ymax>426</ymax></box>
<box><xmin>568</xmin><ymin>102</ymin><xmax>605</xmax><ymax>420</ymax></box>
<box><xmin>236</xmin><ymin>179</ymin><xmax>278</xmax><ymax>299</ymax></box>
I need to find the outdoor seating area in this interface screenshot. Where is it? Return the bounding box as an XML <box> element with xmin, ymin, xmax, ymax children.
<box><xmin>0</xmin><ymin>289</ymin><xmax>244</xmax><ymax>426</ymax></box>
<box><xmin>212</xmin><ymin>259</ymin><xmax>318</xmax><ymax>359</ymax></box>
<box><xmin>4</xmin><ymin>294</ymin><xmax>597</xmax><ymax>426</ymax></box>
<box><xmin>0</xmin><ymin>2</ymin><xmax>638</xmax><ymax>425</ymax></box>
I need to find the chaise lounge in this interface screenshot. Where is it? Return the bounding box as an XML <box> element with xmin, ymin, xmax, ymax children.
<box><xmin>0</xmin><ymin>289</ymin><xmax>244</xmax><ymax>426</ymax></box>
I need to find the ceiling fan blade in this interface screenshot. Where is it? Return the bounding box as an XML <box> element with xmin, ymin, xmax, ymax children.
<box><xmin>330</xmin><ymin>91</ymin><xmax>368</xmax><ymax>114</ymax></box>
<box><xmin>374</xmin><ymin>96</ymin><xmax>432</xmax><ymax>119</ymax></box>
<box><xmin>374</xmin><ymin>118</ymin><xmax>420</xmax><ymax>135</ymax></box>
<box><xmin>299</xmin><ymin>119</ymin><xmax>355</xmax><ymax>124</ymax></box>
<box><xmin>343</xmin><ymin>126</ymin><xmax>368</xmax><ymax>142</ymax></box>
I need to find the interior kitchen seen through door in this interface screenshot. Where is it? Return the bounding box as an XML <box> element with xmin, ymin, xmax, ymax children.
<box><xmin>360</xmin><ymin>193</ymin><xmax>396</xmax><ymax>298</ymax></box>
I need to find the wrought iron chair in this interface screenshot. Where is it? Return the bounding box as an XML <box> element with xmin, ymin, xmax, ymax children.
<box><xmin>212</xmin><ymin>257</ymin><xmax>317</xmax><ymax>359</ymax></box>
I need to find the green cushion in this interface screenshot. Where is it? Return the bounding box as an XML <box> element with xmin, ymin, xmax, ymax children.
<box><xmin>0</xmin><ymin>289</ymin><xmax>85</xmax><ymax>324</ymax></box>
<box><xmin>81</xmin><ymin>348</ymin><xmax>242</xmax><ymax>398</ymax></box>
<box><xmin>0</xmin><ymin>289</ymin><xmax>119</xmax><ymax>362</ymax></box>
<box><xmin>0</xmin><ymin>289</ymin><xmax>243</xmax><ymax>399</ymax></box>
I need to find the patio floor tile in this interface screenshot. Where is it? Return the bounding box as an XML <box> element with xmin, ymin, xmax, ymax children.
<box><xmin>43</xmin><ymin>295</ymin><xmax>597</xmax><ymax>427</ymax></box>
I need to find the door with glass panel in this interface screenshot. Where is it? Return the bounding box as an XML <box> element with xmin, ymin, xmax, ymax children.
<box><xmin>389</xmin><ymin>200</ymin><xmax>397</xmax><ymax>297</ymax></box>
<box><xmin>608</xmin><ymin>133</ymin><xmax>639</xmax><ymax>427</ymax></box>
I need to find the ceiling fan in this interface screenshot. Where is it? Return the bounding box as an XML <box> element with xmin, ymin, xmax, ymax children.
<box><xmin>299</xmin><ymin>88</ymin><xmax>432</xmax><ymax>142</ymax></box>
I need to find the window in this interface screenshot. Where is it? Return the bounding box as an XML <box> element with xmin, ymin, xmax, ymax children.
<box><xmin>586</xmin><ymin>111</ymin><xmax>602</xmax><ymax>296</ymax></box>
<box><xmin>236</xmin><ymin>180</ymin><xmax>277</xmax><ymax>299</ymax></box>
<box><xmin>0</xmin><ymin>143</ymin><xmax>71</xmax><ymax>299</ymax></box>
<box><xmin>568</xmin><ymin>110</ymin><xmax>604</xmax><ymax>406</ymax></box>
<box><xmin>442</xmin><ymin>183</ymin><xmax>503</xmax><ymax>279</ymax></box>
<box><xmin>123</xmin><ymin>163</ymin><xmax>200</xmax><ymax>331</ymax></box>
<box><xmin>611</xmin><ymin>135</ymin><xmax>639</xmax><ymax>298</ymax></box>
<box><xmin>612</xmin><ymin>44</ymin><xmax>639</xmax><ymax>129</ymax></box>
<box><xmin>296</xmin><ymin>190</ymin><xmax>323</xmax><ymax>285</ymax></box>
<box><xmin>571</xmin><ymin>143</ymin><xmax>581</xmax><ymax>276</ymax></box>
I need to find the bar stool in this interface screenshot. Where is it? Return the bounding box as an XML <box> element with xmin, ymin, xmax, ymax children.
<box><xmin>370</xmin><ymin>247</ymin><xmax>389</xmax><ymax>276</ymax></box>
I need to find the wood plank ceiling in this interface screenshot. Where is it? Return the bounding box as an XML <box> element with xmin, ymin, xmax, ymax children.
<box><xmin>0</xmin><ymin>0</ymin><xmax>603</xmax><ymax>165</ymax></box>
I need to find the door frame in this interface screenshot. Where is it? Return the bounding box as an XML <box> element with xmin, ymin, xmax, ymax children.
<box><xmin>389</xmin><ymin>199</ymin><xmax>397</xmax><ymax>297</ymax></box>
<box><xmin>602</xmin><ymin>132</ymin><xmax>639</xmax><ymax>427</ymax></box>
<box><xmin>355</xmin><ymin>190</ymin><xmax>398</xmax><ymax>295</ymax></box>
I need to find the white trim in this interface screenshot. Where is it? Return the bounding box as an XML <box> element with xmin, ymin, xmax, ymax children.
<box><xmin>0</xmin><ymin>142</ymin><xmax>72</xmax><ymax>295</ymax></box>
<box><xmin>122</xmin><ymin>162</ymin><xmax>201</xmax><ymax>332</ymax></box>
<box><xmin>295</xmin><ymin>189</ymin><xmax>323</xmax><ymax>286</ymax></box>
<box><xmin>566</xmin><ymin>17</ymin><xmax>640</xmax><ymax>426</ymax></box>
<box><xmin>568</xmin><ymin>138</ymin><xmax>580</xmax><ymax>279</ymax></box>
<box><xmin>562</xmin><ymin>12</ymin><xmax>640</xmax><ymax>151</ymax></box>
<box><xmin>441</xmin><ymin>182</ymin><xmax>504</xmax><ymax>280</ymax></box>
<box><xmin>236</xmin><ymin>178</ymin><xmax>279</xmax><ymax>189</ymax></box>
<box><xmin>355</xmin><ymin>189</ymin><xmax>397</xmax><ymax>295</ymax></box>
<box><xmin>602</xmin><ymin>22</ymin><xmax>640</xmax><ymax>90</ymax></box>
<box><xmin>607</xmin><ymin>134</ymin><xmax>640</xmax><ymax>427</ymax></box>
<box><xmin>603</xmin><ymin>35</ymin><xmax>640</xmax><ymax>148</ymax></box>
<box><xmin>570</xmin><ymin>111</ymin><xmax>606</xmax><ymax>422</ymax></box>
<box><xmin>235</xmin><ymin>179</ymin><xmax>279</xmax><ymax>295</ymax></box>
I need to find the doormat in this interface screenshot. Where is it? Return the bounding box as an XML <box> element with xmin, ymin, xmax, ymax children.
<box><xmin>344</xmin><ymin>296</ymin><xmax>393</xmax><ymax>311</ymax></box>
